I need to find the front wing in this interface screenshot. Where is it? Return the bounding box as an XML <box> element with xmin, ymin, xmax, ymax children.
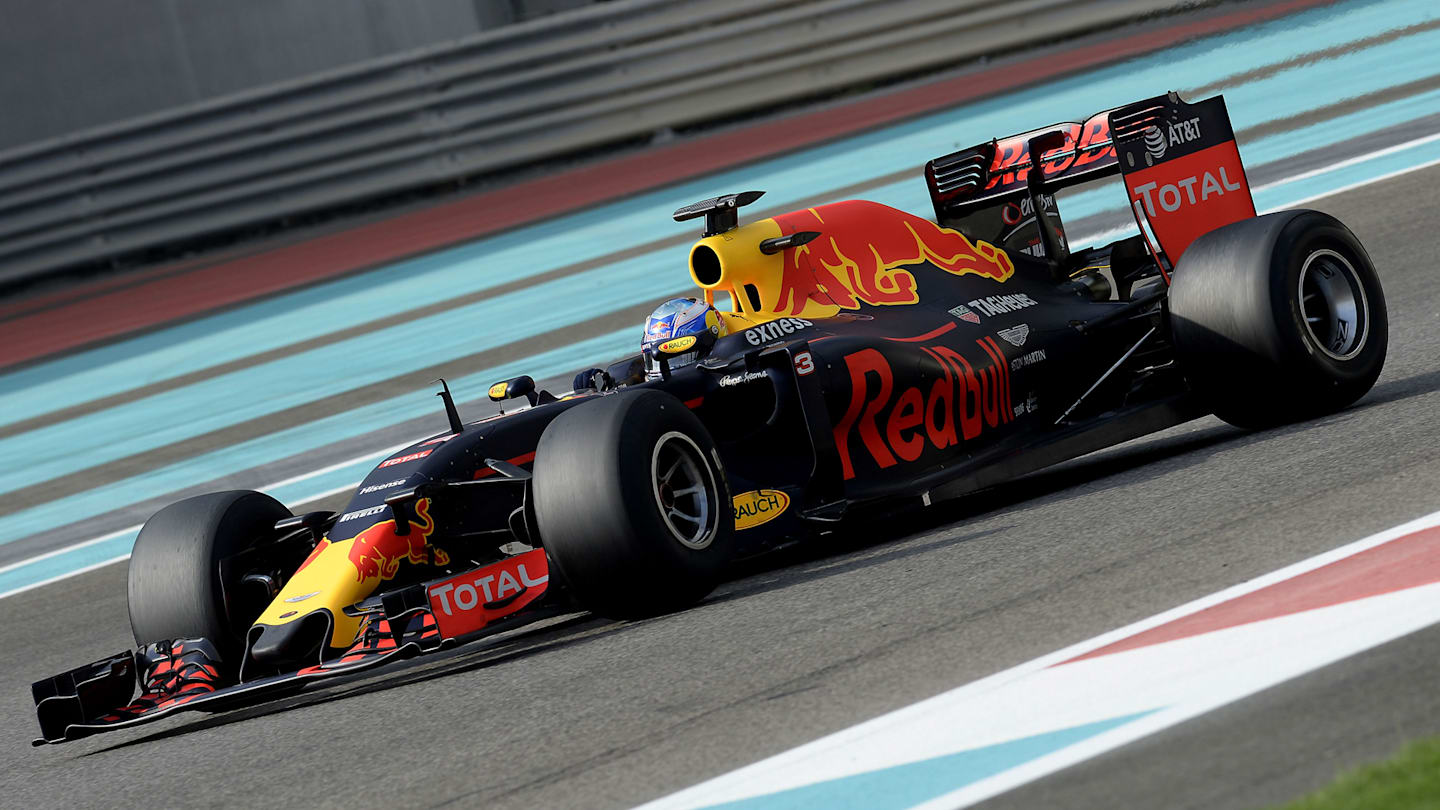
<box><xmin>32</xmin><ymin>548</ymin><xmax>559</xmax><ymax>745</ymax></box>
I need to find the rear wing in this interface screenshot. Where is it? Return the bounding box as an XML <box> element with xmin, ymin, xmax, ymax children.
<box><xmin>925</xmin><ymin>108</ymin><xmax>1120</xmax><ymax>214</ymax></box>
<box><xmin>925</xmin><ymin>92</ymin><xmax>1255</xmax><ymax>268</ymax></box>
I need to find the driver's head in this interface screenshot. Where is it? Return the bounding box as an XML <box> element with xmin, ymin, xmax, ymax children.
<box><xmin>642</xmin><ymin>297</ymin><xmax>727</xmax><ymax>378</ymax></box>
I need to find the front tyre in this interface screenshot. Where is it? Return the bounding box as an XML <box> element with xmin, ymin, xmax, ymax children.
<box><xmin>128</xmin><ymin>491</ymin><xmax>292</xmax><ymax>662</ymax></box>
<box><xmin>532</xmin><ymin>390</ymin><xmax>734</xmax><ymax>619</ymax></box>
<box><xmin>1167</xmin><ymin>209</ymin><xmax>1387</xmax><ymax>428</ymax></box>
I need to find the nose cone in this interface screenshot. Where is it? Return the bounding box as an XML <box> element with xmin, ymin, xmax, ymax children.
<box><xmin>246</xmin><ymin>611</ymin><xmax>329</xmax><ymax>671</ymax></box>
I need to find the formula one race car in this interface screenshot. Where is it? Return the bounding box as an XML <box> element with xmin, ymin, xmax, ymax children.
<box><xmin>32</xmin><ymin>91</ymin><xmax>1387</xmax><ymax>744</ymax></box>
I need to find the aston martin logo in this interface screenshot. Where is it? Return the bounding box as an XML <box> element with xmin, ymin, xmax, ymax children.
<box><xmin>997</xmin><ymin>324</ymin><xmax>1030</xmax><ymax>347</ymax></box>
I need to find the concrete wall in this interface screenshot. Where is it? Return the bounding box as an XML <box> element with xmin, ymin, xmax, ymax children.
<box><xmin>0</xmin><ymin>0</ymin><xmax>592</xmax><ymax>151</ymax></box>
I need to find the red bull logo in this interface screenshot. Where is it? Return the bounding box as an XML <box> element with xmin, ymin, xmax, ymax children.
<box><xmin>771</xmin><ymin>201</ymin><xmax>1014</xmax><ymax>317</ymax></box>
<box><xmin>833</xmin><ymin>336</ymin><xmax>1014</xmax><ymax>481</ymax></box>
<box><xmin>985</xmin><ymin>112</ymin><xmax>1116</xmax><ymax>191</ymax></box>
<box><xmin>344</xmin><ymin>499</ymin><xmax>450</xmax><ymax>583</ymax></box>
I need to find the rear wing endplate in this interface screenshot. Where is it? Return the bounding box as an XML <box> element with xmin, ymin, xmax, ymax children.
<box><xmin>1109</xmin><ymin>92</ymin><xmax>1256</xmax><ymax>266</ymax></box>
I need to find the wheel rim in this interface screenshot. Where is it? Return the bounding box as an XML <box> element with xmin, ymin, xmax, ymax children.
<box><xmin>1298</xmin><ymin>248</ymin><xmax>1369</xmax><ymax>361</ymax></box>
<box><xmin>650</xmin><ymin>431</ymin><xmax>718</xmax><ymax>550</ymax></box>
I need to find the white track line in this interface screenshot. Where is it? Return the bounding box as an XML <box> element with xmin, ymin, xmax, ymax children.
<box><xmin>918</xmin><ymin>509</ymin><xmax>1440</xmax><ymax>808</ymax></box>
<box><xmin>1251</xmin><ymin>129</ymin><xmax>1440</xmax><ymax>193</ymax></box>
<box><xmin>3</xmin><ymin>130</ymin><xmax>1439</xmax><ymax>602</ymax></box>
<box><xmin>0</xmin><ymin>440</ymin><xmax>406</xmax><ymax>578</ymax></box>
<box><xmin>1283</xmin><ymin>152</ymin><xmax>1440</xmax><ymax>208</ymax></box>
<box><xmin>640</xmin><ymin>507</ymin><xmax>1440</xmax><ymax>810</ymax></box>
<box><xmin>0</xmin><ymin>524</ymin><xmax>135</xmax><ymax>577</ymax></box>
<box><xmin>0</xmin><ymin>480</ymin><xmax>373</xmax><ymax>600</ymax></box>
<box><xmin>0</xmin><ymin>441</ymin><xmax>408</xmax><ymax>595</ymax></box>
<box><xmin>0</xmin><ymin>557</ymin><xmax>142</xmax><ymax>600</ymax></box>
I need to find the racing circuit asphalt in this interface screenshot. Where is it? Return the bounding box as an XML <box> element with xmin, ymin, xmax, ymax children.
<box><xmin>4</xmin><ymin>173</ymin><xmax>1440</xmax><ymax>809</ymax></box>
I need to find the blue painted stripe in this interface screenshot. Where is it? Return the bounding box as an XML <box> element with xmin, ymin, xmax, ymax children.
<box><xmin>0</xmin><ymin>254</ymin><xmax>683</xmax><ymax>493</ymax></box>
<box><xmin>695</xmin><ymin>710</ymin><xmax>1157</xmax><ymax>810</ymax></box>
<box><xmin>0</xmin><ymin>0</ymin><xmax>1430</xmax><ymax>429</ymax></box>
<box><xmin>1257</xmin><ymin>132</ymin><xmax>1440</xmax><ymax>205</ymax></box>
<box><xmin>0</xmin><ymin>328</ymin><xmax>636</xmax><ymax>550</ymax></box>
<box><xmin>0</xmin><ymin>532</ymin><xmax>137</xmax><ymax>596</ymax></box>
<box><xmin>267</xmin><ymin>454</ymin><xmax>391</xmax><ymax>506</ymax></box>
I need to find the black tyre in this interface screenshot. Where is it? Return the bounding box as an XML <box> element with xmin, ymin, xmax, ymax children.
<box><xmin>128</xmin><ymin>490</ymin><xmax>291</xmax><ymax>661</ymax></box>
<box><xmin>1168</xmin><ymin>209</ymin><xmax>1387</xmax><ymax>428</ymax></box>
<box><xmin>532</xmin><ymin>390</ymin><xmax>734</xmax><ymax>619</ymax></box>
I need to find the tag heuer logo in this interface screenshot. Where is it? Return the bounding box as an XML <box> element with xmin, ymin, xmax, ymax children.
<box><xmin>949</xmin><ymin>305</ymin><xmax>980</xmax><ymax>324</ymax></box>
<box><xmin>997</xmin><ymin>324</ymin><xmax>1030</xmax><ymax>347</ymax></box>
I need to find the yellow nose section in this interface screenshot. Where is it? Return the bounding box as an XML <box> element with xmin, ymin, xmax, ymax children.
<box><xmin>257</xmin><ymin>499</ymin><xmax>445</xmax><ymax>650</ymax></box>
<box><xmin>257</xmin><ymin>536</ymin><xmax>371</xmax><ymax>649</ymax></box>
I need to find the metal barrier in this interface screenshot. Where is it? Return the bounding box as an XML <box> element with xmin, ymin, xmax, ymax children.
<box><xmin>0</xmin><ymin>0</ymin><xmax>1189</xmax><ymax>287</ymax></box>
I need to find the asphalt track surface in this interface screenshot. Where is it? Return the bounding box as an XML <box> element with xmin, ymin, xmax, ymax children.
<box><xmin>3</xmin><ymin>163</ymin><xmax>1439</xmax><ymax>807</ymax></box>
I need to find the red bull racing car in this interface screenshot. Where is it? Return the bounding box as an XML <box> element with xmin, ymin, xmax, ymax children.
<box><xmin>32</xmin><ymin>91</ymin><xmax>1387</xmax><ymax>744</ymax></box>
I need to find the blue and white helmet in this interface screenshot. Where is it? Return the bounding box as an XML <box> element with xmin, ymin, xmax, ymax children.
<box><xmin>642</xmin><ymin>297</ymin><xmax>727</xmax><ymax>377</ymax></box>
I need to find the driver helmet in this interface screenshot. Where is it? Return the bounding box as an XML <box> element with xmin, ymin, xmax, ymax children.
<box><xmin>642</xmin><ymin>297</ymin><xmax>727</xmax><ymax>378</ymax></box>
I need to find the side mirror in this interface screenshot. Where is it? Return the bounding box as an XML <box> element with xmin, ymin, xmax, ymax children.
<box><xmin>758</xmin><ymin>230</ymin><xmax>821</xmax><ymax>255</ymax></box>
<box><xmin>606</xmin><ymin>356</ymin><xmax>646</xmax><ymax>388</ymax></box>
<box><xmin>573</xmin><ymin>367</ymin><xmax>614</xmax><ymax>392</ymax></box>
<box><xmin>488</xmin><ymin>375</ymin><xmax>537</xmax><ymax>406</ymax></box>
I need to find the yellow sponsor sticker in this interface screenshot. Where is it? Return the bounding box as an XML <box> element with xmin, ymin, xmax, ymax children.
<box><xmin>732</xmin><ymin>489</ymin><xmax>790</xmax><ymax>530</ymax></box>
<box><xmin>488</xmin><ymin>381</ymin><xmax>509</xmax><ymax>400</ymax></box>
<box><xmin>658</xmin><ymin>335</ymin><xmax>698</xmax><ymax>354</ymax></box>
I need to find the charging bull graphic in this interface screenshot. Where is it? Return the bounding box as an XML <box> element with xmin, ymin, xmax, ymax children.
<box><xmin>772</xmin><ymin>201</ymin><xmax>1014</xmax><ymax>317</ymax></box>
<box><xmin>294</xmin><ymin>499</ymin><xmax>450</xmax><ymax>584</ymax></box>
<box><xmin>344</xmin><ymin>499</ymin><xmax>448</xmax><ymax>583</ymax></box>
<box><xmin>255</xmin><ymin>498</ymin><xmax>453</xmax><ymax>648</ymax></box>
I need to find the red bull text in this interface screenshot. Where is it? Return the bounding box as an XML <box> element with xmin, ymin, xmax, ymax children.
<box><xmin>986</xmin><ymin>111</ymin><xmax>1116</xmax><ymax>191</ymax></box>
<box><xmin>833</xmin><ymin>336</ymin><xmax>1014</xmax><ymax>480</ymax></box>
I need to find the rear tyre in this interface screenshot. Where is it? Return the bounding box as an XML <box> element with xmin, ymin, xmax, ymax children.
<box><xmin>1167</xmin><ymin>209</ymin><xmax>1387</xmax><ymax>429</ymax></box>
<box><xmin>128</xmin><ymin>491</ymin><xmax>292</xmax><ymax>662</ymax></box>
<box><xmin>532</xmin><ymin>390</ymin><xmax>734</xmax><ymax>619</ymax></box>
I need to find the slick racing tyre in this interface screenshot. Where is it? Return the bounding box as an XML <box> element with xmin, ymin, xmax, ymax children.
<box><xmin>128</xmin><ymin>490</ymin><xmax>292</xmax><ymax>662</ymax></box>
<box><xmin>1168</xmin><ymin>209</ymin><xmax>1387</xmax><ymax>429</ymax></box>
<box><xmin>533</xmin><ymin>389</ymin><xmax>734</xmax><ymax>619</ymax></box>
